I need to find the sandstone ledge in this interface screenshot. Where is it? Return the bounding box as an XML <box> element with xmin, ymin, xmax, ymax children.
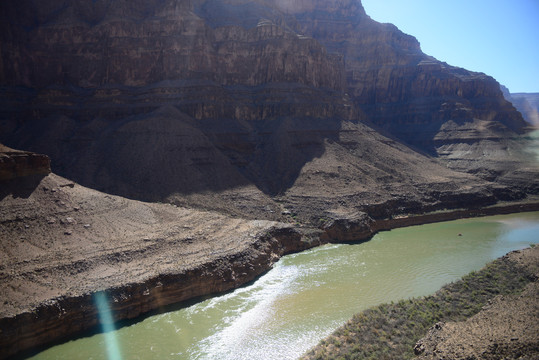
<box><xmin>0</xmin><ymin>145</ymin><xmax>51</xmax><ymax>181</ymax></box>
<box><xmin>321</xmin><ymin>201</ymin><xmax>539</xmax><ymax>243</ymax></box>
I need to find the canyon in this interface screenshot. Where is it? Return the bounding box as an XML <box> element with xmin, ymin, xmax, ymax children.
<box><xmin>1</xmin><ymin>0</ymin><xmax>538</xmax><ymax>358</ymax></box>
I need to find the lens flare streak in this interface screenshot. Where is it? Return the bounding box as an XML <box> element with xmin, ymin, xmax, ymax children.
<box><xmin>94</xmin><ymin>292</ymin><xmax>123</xmax><ymax>360</ymax></box>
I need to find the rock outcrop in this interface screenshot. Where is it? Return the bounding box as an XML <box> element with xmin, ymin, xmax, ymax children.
<box><xmin>0</xmin><ymin>144</ymin><xmax>50</xmax><ymax>181</ymax></box>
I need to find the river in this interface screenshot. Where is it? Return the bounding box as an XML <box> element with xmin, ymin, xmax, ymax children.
<box><xmin>29</xmin><ymin>211</ymin><xmax>539</xmax><ymax>360</ymax></box>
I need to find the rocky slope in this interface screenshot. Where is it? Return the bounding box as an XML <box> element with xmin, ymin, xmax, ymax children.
<box><xmin>417</xmin><ymin>283</ymin><xmax>539</xmax><ymax>359</ymax></box>
<box><xmin>0</xmin><ymin>144</ymin><xmax>50</xmax><ymax>181</ymax></box>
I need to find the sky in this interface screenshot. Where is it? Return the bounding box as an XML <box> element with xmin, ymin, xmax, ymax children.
<box><xmin>361</xmin><ymin>0</ymin><xmax>539</xmax><ymax>93</ymax></box>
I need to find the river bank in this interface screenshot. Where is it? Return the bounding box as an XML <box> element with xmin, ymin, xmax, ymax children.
<box><xmin>1</xmin><ymin>174</ymin><xmax>539</xmax><ymax>359</ymax></box>
<box><xmin>301</xmin><ymin>245</ymin><xmax>539</xmax><ymax>360</ymax></box>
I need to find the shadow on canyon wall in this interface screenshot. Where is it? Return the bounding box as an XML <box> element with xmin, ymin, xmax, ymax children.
<box><xmin>0</xmin><ymin>0</ymin><xmax>535</xmax><ymax>206</ymax></box>
<box><xmin>0</xmin><ymin>175</ymin><xmax>47</xmax><ymax>200</ymax></box>
<box><xmin>0</xmin><ymin>85</ymin><xmax>344</xmax><ymax>200</ymax></box>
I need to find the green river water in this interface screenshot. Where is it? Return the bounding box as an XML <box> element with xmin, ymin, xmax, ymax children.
<box><xmin>29</xmin><ymin>212</ymin><xmax>539</xmax><ymax>360</ymax></box>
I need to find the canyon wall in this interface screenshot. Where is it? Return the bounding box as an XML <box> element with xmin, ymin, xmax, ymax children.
<box><xmin>1</xmin><ymin>0</ymin><xmax>535</xmax><ymax>208</ymax></box>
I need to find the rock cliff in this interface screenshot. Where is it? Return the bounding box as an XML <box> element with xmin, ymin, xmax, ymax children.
<box><xmin>283</xmin><ymin>0</ymin><xmax>531</xmax><ymax>186</ymax></box>
<box><xmin>1</xmin><ymin>0</ymin><xmax>535</xmax><ymax>206</ymax></box>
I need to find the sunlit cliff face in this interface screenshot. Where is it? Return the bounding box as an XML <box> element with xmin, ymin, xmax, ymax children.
<box><xmin>271</xmin><ymin>0</ymin><xmax>365</xmax><ymax>15</ymax></box>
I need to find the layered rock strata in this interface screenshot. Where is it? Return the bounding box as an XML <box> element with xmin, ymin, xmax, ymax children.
<box><xmin>277</xmin><ymin>0</ymin><xmax>533</xmax><ymax>188</ymax></box>
<box><xmin>0</xmin><ymin>145</ymin><xmax>50</xmax><ymax>181</ymax></box>
<box><xmin>1</xmin><ymin>0</ymin><xmax>536</xmax><ymax>208</ymax></box>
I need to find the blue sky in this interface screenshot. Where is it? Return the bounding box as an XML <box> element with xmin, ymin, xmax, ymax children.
<box><xmin>361</xmin><ymin>0</ymin><xmax>539</xmax><ymax>93</ymax></box>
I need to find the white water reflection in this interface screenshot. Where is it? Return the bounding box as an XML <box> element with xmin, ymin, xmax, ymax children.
<box><xmin>194</xmin><ymin>263</ymin><xmax>300</xmax><ymax>359</ymax></box>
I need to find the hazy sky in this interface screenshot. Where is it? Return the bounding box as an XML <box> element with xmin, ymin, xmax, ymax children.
<box><xmin>361</xmin><ymin>0</ymin><xmax>539</xmax><ymax>93</ymax></box>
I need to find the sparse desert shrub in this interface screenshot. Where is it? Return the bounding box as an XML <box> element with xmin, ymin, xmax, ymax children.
<box><xmin>300</xmin><ymin>252</ymin><xmax>534</xmax><ymax>360</ymax></box>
